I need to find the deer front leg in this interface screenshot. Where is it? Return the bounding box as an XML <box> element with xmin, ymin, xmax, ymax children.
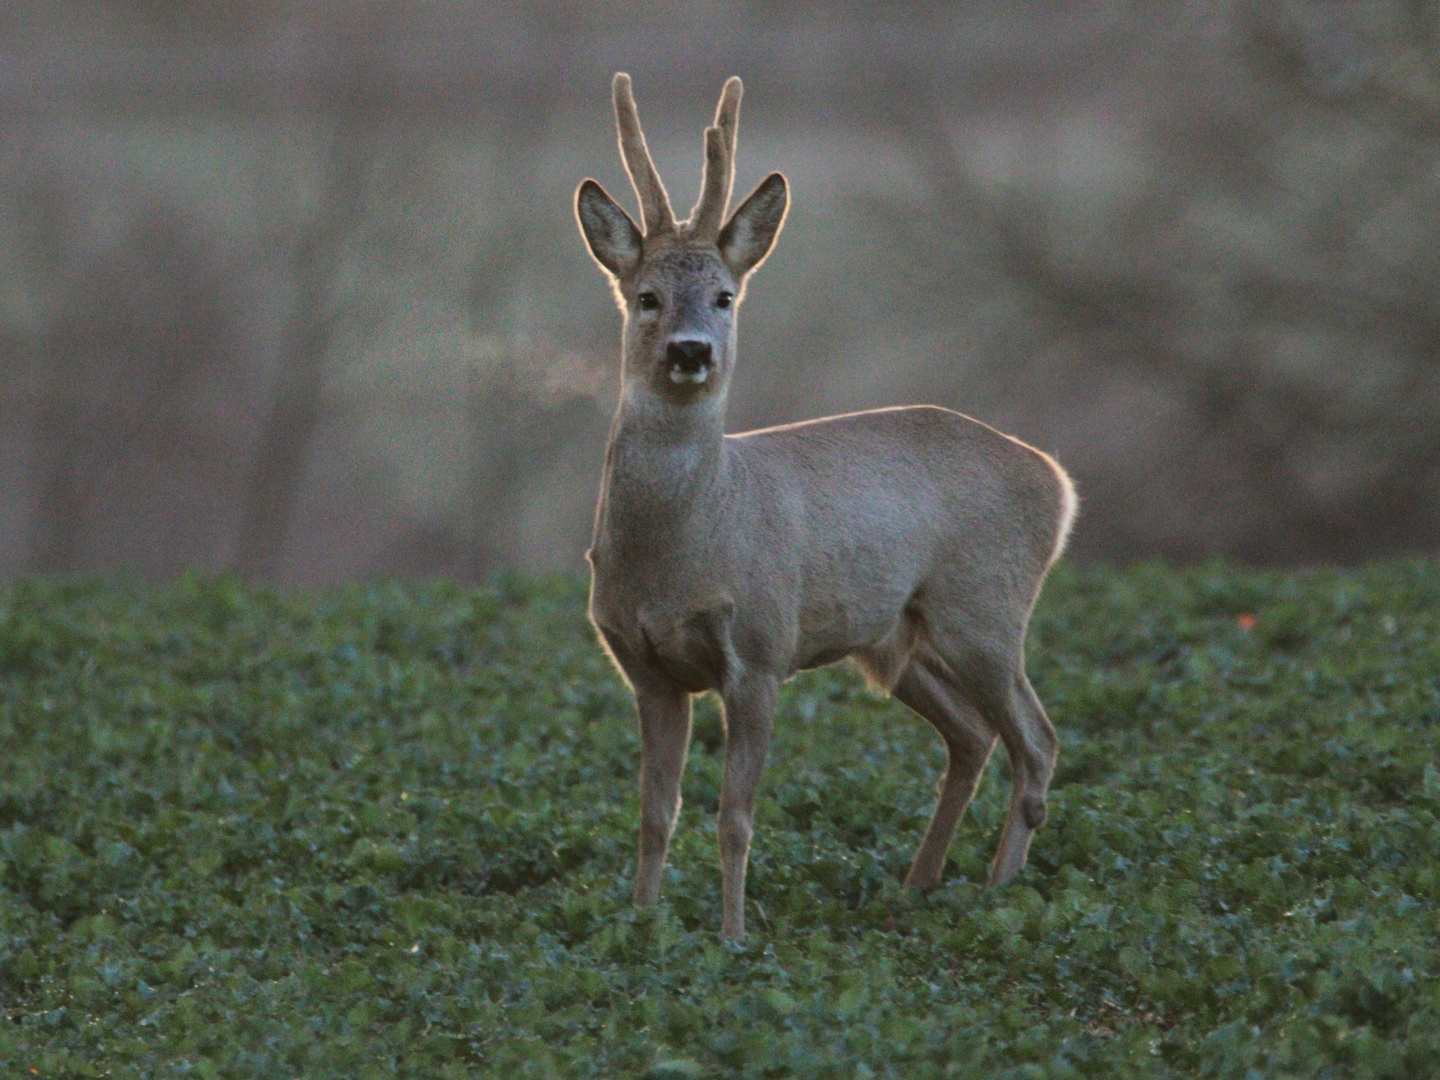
<box><xmin>717</xmin><ymin>675</ymin><xmax>778</xmax><ymax>939</ymax></box>
<box><xmin>634</xmin><ymin>679</ymin><xmax>692</xmax><ymax>907</ymax></box>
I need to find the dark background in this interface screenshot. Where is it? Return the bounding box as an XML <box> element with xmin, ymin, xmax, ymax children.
<box><xmin>2</xmin><ymin>1</ymin><xmax>1437</xmax><ymax>584</ymax></box>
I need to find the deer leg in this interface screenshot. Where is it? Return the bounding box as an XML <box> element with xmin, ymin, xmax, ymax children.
<box><xmin>892</xmin><ymin>659</ymin><xmax>998</xmax><ymax>890</ymax></box>
<box><xmin>633</xmin><ymin>680</ymin><xmax>693</xmax><ymax>907</ymax></box>
<box><xmin>717</xmin><ymin>675</ymin><xmax>778</xmax><ymax>940</ymax></box>
<box><xmin>977</xmin><ymin>668</ymin><xmax>1058</xmax><ymax>888</ymax></box>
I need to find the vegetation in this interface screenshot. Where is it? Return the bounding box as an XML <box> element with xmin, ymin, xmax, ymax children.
<box><xmin>3</xmin><ymin>561</ymin><xmax>1440</xmax><ymax>1078</ymax></box>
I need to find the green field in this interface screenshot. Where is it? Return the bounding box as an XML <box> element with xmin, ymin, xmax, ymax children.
<box><xmin>3</xmin><ymin>562</ymin><xmax>1439</xmax><ymax>1078</ymax></box>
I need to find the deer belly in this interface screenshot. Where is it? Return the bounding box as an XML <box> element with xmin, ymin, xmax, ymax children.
<box><xmin>794</xmin><ymin>597</ymin><xmax>904</xmax><ymax>672</ymax></box>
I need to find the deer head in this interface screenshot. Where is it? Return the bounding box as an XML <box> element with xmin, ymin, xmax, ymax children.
<box><xmin>575</xmin><ymin>74</ymin><xmax>789</xmax><ymax>408</ymax></box>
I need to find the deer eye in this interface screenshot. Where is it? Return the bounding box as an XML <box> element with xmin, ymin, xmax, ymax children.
<box><xmin>636</xmin><ymin>291</ymin><xmax>660</xmax><ymax>311</ymax></box>
<box><xmin>715</xmin><ymin>291</ymin><xmax>734</xmax><ymax>310</ymax></box>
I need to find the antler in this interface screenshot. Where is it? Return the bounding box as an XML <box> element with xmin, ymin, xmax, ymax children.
<box><xmin>612</xmin><ymin>73</ymin><xmax>675</xmax><ymax>237</ymax></box>
<box><xmin>688</xmin><ymin>76</ymin><xmax>743</xmax><ymax>239</ymax></box>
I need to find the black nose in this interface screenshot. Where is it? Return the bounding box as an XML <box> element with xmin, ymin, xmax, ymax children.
<box><xmin>666</xmin><ymin>339</ymin><xmax>712</xmax><ymax>374</ymax></box>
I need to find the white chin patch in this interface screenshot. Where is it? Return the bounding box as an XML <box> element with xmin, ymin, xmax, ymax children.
<box><xmin>668</xmin><ymin>366</ymin><xmax>710</xmax><ymax>385</ymax></box>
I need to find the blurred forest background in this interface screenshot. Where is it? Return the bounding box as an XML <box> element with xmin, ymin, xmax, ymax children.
<box><xmin>1</xmin><ymin>0</ymin><xmax>1437</xmax><ymax>584</ymax></box>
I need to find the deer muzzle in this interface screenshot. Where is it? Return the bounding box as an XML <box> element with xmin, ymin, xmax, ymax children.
<box><xmin>666</xmin><ymin>339</ymin><xmax>713</xmax><ymax>385</ymax></box>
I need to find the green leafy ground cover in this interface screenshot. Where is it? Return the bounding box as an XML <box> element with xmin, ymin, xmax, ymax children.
<box><xmin>3</xmin><ymin>561</ymin><xmax>1440</xmax><ymax>1078</ymax></box>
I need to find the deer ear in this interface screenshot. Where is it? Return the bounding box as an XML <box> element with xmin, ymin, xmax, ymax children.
<box><xmin>718</xmin><ymin>172</ymin><xmax>788</xmax><ymax>279</ymax></box>
<box><xmin>576</xmin><ymin>179</ymin><xmax>643</xmax><ymax>277</ymax></box>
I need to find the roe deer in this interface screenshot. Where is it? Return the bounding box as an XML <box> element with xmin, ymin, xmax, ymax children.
<box><xmin>575</xmin><ymin>74</ymin><xmax>1077</xmax><ymax>939</ymax></box>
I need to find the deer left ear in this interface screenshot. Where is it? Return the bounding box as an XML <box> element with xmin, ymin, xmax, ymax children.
<box><xmin>718</xmin><ymin>172</ymin><xmax>788</xmax><ymax>279</ymax></box>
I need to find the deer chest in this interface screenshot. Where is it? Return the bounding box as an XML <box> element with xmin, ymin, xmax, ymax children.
<box><xmin>590</xmin><ymin>574</ymin><xmax>740</xmax><ymax>694</ymax></box>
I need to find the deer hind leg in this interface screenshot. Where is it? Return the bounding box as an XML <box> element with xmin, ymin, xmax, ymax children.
<box><xmin>716</xmin><ymin>674</ymin><xmax>778</xmax><ymax>940</ymax></box>
<box><xmin>917</xmin><ymin>614</ymin><xmax>1058</xmax><ymax>888</ymax></box>
<box><xmin>971</xmin><ymin>665</ymin><xmax>1058</xmax><ymax>887</ymax></box>
<box><xmin>891</xmin><ymin>657</ymin><xmax>998</xmax><ymax>890</ymax></box>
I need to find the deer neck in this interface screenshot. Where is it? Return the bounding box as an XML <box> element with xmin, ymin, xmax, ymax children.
<box><xmin>595</xmin><ymin>389</ymin><xmax>729</xmax><ymax>554</ymax></box>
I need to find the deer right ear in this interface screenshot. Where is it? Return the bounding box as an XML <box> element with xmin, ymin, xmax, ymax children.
<box><xmin>576</xmin><ymin>179</ymin><xmax>643</xmax><ymax>278</ymax></box>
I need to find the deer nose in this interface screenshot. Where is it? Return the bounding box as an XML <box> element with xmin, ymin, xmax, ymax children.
<box><xmin>666</xmin><ymin>340</ymin><xmax>713</xmax><ymax>383</ymax></box>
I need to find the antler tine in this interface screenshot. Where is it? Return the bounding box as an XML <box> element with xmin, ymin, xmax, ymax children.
<box><xmin>689</xmin><ymin>76</ymin><xmax>743</xmax><ymax>239</ymax></box>
<box><xmin>612</xmin><ymin>73</ymin><xmax>675</xmax><ymax>236</ymax></box>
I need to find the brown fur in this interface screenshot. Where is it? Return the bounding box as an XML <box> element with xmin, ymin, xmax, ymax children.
<box><xmin>575</xmin><ymin>75</ymin><xmax>1077</xmax><ymax>939</ymax></box>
